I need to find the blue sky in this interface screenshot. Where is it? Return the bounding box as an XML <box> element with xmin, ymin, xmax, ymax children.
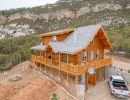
<box><xmin>0</xmin><ymin>0</ymin><xmax>58</xmax><ymax>10</ymax></box>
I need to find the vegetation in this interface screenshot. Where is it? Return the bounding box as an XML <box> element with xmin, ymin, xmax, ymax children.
<box><xmin>0</xmin><ymin>35</ymin><xmax>40</xmax><ymax>71</ymax></box>
<box><xmin>51</xmin><ymin>92</ymin><xmax>58</xmax><ymax>100</ymax></box>
<box><xmin>107</xmin><ymin>26</ymin><xmax>130</xmax><ymax>57</ymax></box>
<box><xmin>0</xmin><ymin>0</ymin><xmax>130</xmax><ymax>71</ymax></box>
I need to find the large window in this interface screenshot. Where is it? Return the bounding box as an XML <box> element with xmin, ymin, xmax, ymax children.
<box><xmin>51</xmin><ymin>36</ymin><xmax>57</xmax><ymax>41</ymax></box>
<box><xmin>90</xmin><ymin>51</ymin><xmax>94</xmax><ymax>60</ymax></box>
<box><xmin>96</xmin><ymin>50</ymin><xmax>100</xmax><ymax>58</ymax></box>
<box><xmin>82</xmin><ymin>51</ymin><xmax>87</xmax><ymax>61</ymax></box>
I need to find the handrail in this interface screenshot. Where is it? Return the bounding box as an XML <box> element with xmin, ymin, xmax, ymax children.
<box><xmin>31</xmin><ymin>55</ymin><xmax>112</xmax><ymax>75</ymax></box>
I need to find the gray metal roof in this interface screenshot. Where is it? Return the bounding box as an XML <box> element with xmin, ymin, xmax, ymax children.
<box><xmin>31</xmin><ymin>24</ymin><xmax>102</xmax><ymax>53</ymax></box>
<box><xmin>31</xmin><ymin>44</ymin><xmax>46</xmax><ymax>51</ymax></box>
<box><xmin>49</xmin><ymin>24</ymin><xmax>101</xmax><ymax>54</ymax></box>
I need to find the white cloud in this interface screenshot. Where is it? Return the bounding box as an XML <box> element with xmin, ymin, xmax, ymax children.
<box><xmin>0</xmin><ymin>0</ymin><xmax>58</xmax><ymax>10</ymax></box>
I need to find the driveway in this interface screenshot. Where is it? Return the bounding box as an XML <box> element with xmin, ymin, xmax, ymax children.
<box><xmin>85</xmin><ymin>79</ymin><xmax>130</xmax><ymax>100</ymax></box>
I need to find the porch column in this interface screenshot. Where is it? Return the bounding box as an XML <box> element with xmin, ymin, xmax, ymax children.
<box><xmin>45</xmin><ymin>51</ymin><xmax>47</xmax><ymax>72</ymax></box>
<box><xmin>51</xmin><ymin>51</ymin><xmax>53</xmax><ymax>75</ymax></box>
<box><xmin>58</xmin><ymin>52</ymin><xmax>61</xmax><ymax>79</ymax></box>
<box><xmin>104</xmin><ymin>66</ymin><xmax>106</xmax><ymax>80</ymax></box>
<box><xmin>86</xmin><ymin>74</ymin><xmax>89</xmax><ymax>90</ymax></box>
<box><xmin>75</xmin><ymin>64</ymin><xmax>79</xmax><ymax>84</ymax></box>
<box><xmin>66</xmin><ymin>53</ymin><xmax>69</xmax><ymax>82</ymax></box>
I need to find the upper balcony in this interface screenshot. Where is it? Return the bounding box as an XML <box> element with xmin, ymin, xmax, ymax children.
<box><xmin>31</xmin><ymin>55</ymin><xmax>112</xmax><ymax>75</ymax></box>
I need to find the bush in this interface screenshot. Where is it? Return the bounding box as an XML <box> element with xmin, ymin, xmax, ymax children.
<box><xmin>128</xmin><ymin>70</ymin><xmax>130</xmax><ymax>73</ymax></box>
<box><xmin>51</xmin><ymin>92</ymin><xmax>58</xmax><ymax>100</ymax></box>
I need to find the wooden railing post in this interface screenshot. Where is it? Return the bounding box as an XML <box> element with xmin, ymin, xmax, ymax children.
<box><xmin>104</xmin><ymin>66</ymin><xmax>106</xmax><ymax>80</ymax></box>
<box><xmin>76</xmin><ymin>64</ymin><xmax>79</xmax><ymax>84</ymax></box>
<box><xmin>45</xmin><ymin>51</ymin><xmax>47</xmax><ymax>72</ymax></box>
<box><xmin>66</xmin><ymin>53</ymin><xmax>69</xmax><ymax>83</ymax></box>
<box><xmin>58</xmin><ymin>52</ymin><xmax>61</xmax><ymax>79</ymax></box>
<box><xmin>51</xmin><ymin>51</ymin><xmax>53</xmax><ymax>75</ymax></box>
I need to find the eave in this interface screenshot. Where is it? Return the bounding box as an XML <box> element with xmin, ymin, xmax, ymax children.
<box><xmin>37</xmin><ymin>28</ymin><xmax>75</xmax><ymax>37</ymax></box>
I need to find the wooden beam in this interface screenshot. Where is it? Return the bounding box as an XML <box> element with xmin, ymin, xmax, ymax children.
<box><xmin>58</xmin><ymin>52</ymin><xmax>61</xmax><ymax>79</ymax></box>
<box><xmin>51</xmin><ymin>51</ymin><xmax>53</xmax><ymax>75</ymax></box>
<box><xmin>86</xmin><ymin>74</ymin><xmax>88</xmax><ymax>90</ymax></box>
<box><xmin>66</xmin><ymin>53</ymin><xmax>69</xmax><ymax>82</ymax></box>
<box><xmin>45</xmin><ymin>51</ymin><xmax>47</xmax><ymax>72</ymax></box>
<box><xmin>76</xmin><ymin>64</ymin><xmax>79</xmax><ymax>84</ymax></box>
<box><xmin>104</xmin><ymin>66</ymin><xmax>106</xmax><ymax>80</ymax></box>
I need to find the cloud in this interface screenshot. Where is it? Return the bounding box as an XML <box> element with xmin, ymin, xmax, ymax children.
<box><xmin>0</xmin><ymin>0</ymin><xmax>58</xmax><ymax>10</ymax></box>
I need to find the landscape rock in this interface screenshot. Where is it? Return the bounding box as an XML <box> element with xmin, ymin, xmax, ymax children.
<box><xmin>9</xmin><ymin>75</ymin><xmax>22</xmax><ymax>82</ymax></box>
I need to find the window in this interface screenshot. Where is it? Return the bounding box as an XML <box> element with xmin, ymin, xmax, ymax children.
<box><xmin>82</xmin><ymin>51</ymin><xmax>87</xmax><ymax>61</ymax></box>
<box><xmin>90</xmin><ymin>51</ymin><xmax>94</xmax><ymax>60</ymax></box>
<box><xmin>62</xmin><ymin>53</ymin><xmax>67</xmax><ymax>63</ymax></box>
<box><xmin>96</xmin><ymin>50</ymin><xmax>100</xmax><ymax>58</ymax></box>
<box><xmin>42</xmin><ymin>38</ymin><xmax>44</xmax><ymax>44</ymax></box>
<box><xmin>51</xmin><ymin>36</ymin><xmax>57</xmax><ymax>41</ymax></box>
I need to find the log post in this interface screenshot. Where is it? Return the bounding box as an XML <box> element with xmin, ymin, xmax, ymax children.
<box><xmin>51</xmin><ymin>51</ymin><xmax>53</xmax><ymax>75</ymax></box>
<box><xmin>45</xmin><ymin>51</ymin><xmax>47</xmax><ymax>72</ymax></box>
<box><xmin>104</xmin><ymin>66</ymin><xmax>106</xmax><ymax>80</ymax></box>
<box><xmin>76</xmin><ymin>64</ymin><xmax>79</xmax><ymax>84</ymax></box>
<box><xmin>58</xmin><ymin>52</ymin><xmax>61</xmax><ymax>79</ymax></box>
<box><xmin>66</xmin><ymin>53</ymin><xmax>69</xmax><ymax>82</ymax></box>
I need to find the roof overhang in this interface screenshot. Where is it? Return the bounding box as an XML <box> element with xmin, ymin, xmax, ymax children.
<box><xmin>97</xmin><ymin>27</ymin><xmax>112</xmax><ymax>50</ymax></box>
<box><xmin>31</xmin><ymin>44</ymin><xmax>46</xmax><ymax>51</ymax></box>
<box><xmin>37</xmin><ymin>28</ymin><xmax>75</xmax><ymax>37</ymax></box>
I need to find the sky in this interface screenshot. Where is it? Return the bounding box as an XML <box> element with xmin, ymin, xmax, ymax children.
<box><xmin>0</xmin><ymin>0</ymin><xmax>58</xmax><ymax>10</ymax></box>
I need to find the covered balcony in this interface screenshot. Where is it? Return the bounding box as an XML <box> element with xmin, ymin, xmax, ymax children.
<box><xmin>31</xmin><ymin>52</ymin><xmax>112</xmax><ymax>76</ymax></box>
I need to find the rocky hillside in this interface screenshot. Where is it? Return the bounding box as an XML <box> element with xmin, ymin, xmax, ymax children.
<box><xmin>0</xmin><ymin>0</ymin><xmax>130</xmax><ymax>32</ymax></box>
<box><xmin>0</xmin><ymin>0</ymin><xmax>130</xmax><ymax>70</ymax></box>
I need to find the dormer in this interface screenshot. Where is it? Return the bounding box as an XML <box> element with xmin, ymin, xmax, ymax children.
<box><xmin>37</xmin><ymin>28</ymin><xmax>75</xmax><ymax>45</ymax></box>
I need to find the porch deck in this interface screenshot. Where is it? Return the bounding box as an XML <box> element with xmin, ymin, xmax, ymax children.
<box><xmin>32</xmin><ymin>55</ymin><xmax>112</xmax><ymax>75</ymax></box>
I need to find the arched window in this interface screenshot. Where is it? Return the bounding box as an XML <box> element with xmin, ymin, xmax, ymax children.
<box><xmin>96</xmin><ymin>50</ymin><xmax>100</xmax><ymax>58</ymax></box>
<box><xmin>82</xmin><ymin>51</ymin><xmax>87</xmax><ymax>61</ymax></box>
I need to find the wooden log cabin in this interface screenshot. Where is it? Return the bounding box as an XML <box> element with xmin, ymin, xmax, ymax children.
<box><xmin>31</xmin><ymin>24</ymin><xmax>112</xmax><ymax>90</ymax></box>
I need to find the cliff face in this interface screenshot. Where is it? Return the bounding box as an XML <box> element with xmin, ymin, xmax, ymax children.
<box><xmin>0</xmin><ymin>3</ymin><xmax>128</xmax><ymax>23</ymax></box>
<box><xmin>0</xmin><ymin>0</ymin><xmax>130</xmax><ymax>34</ymax></box>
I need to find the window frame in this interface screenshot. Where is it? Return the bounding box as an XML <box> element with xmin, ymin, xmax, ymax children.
<box><xmin>51</xmin><ymin>36</ymin><xmax>57</xmax><ymax>42</ymax></box>
<box><xmin>90</xmin><ymin>50</ymin><xmax>94</xmax><ymax>61</ymax></box>
<box><xmin>96</xmin><ymin>50</ymin><xmax>100</xmax><ymax>59</ymax></box>
<box><xmin>82</xmin><ymin>51</ymin><xmax>87</xmax><ymax>62</ymax></box>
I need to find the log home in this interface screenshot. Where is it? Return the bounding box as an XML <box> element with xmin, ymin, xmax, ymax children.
<box><xmin>31</xmin><ymin>24</ymin><xmax>112</xmax><ymax>90</ymax></box>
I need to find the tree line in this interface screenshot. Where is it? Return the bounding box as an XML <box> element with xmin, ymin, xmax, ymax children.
<box><xmin>0</xmin><ymin>34</ymin><xmax>40</xmax><ymax>71</ymax></box>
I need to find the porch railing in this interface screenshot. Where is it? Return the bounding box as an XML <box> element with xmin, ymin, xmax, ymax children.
<box><xmin>32</xmin><ymin>55</ymin><xmax>112</xmax><ymax>75</ymax></box>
